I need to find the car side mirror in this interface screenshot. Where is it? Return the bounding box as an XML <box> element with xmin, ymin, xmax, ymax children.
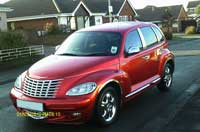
<box><xmin>55</xmin><ymin>45</ymin><xmax>61</xmax><ymax>51</ymax></box>
<box><xmin>127</xmin><ymin>47</ymin><xmax>141</xmax><ymax>55</ymax></box>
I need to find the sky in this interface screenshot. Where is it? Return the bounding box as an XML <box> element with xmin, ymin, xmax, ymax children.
<box><xmin>0</xmin><ymin>0</ymin><xmax>8</xmax><ymax>4</ymax></box>
<box><xmin>0</xmin><ymin>0</ymin><xmax>198</xmax><ymax>9</ymax></box>
<box><xmin>131</xmin><ymin>0</ymin><xmax>196</xmax><ymax>9</ymax></box>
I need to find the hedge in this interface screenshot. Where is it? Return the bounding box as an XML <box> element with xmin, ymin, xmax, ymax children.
<box><xmin>0</xmin><ymin>31</ymin><xmax>28</xmax><ymax>50</ymax></box>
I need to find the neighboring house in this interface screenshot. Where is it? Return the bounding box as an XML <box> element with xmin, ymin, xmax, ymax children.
<box><xmin>187</xmin><ymin>0</ymin><xmax>200</xmax><ymax>19</ymax></box>
<box><xmin>5</xmin><ymin>0</ymin><xmax>137</xmax><ymax>31</ymax></box>
<box><xmin>187</xmin><ymin>0</ymin><xmax>200</xmax><ymax>32</ymax></box>
<box><xmin>0</xmin><ymin>4</ymin><xmax>12</xmax><ymax>31</ymax></box>
<box><xmin>136</xmin><ymin>5</ymin><xmax>188</xmax><ymax>32</ymax></box>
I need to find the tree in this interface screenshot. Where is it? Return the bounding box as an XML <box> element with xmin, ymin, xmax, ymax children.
<box><xmin>162</xmin><ymin>7</ymin><xmax>174</xmax><ymax>39</ymax></box>
<box><xmin>195</xmin><ymin>4</ymin><xmax>200</xmax><ymax>19</ymax></box>
<box><xmin>195</xmin><ymin>4</ymin><xmax>200</xmax><ymax>14</ymax></box>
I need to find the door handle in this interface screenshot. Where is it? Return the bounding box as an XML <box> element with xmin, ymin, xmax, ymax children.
<box><xmin>143</xmin><ymin>55</ymin><xmax>150</xmax><ymax>60</ymax></box>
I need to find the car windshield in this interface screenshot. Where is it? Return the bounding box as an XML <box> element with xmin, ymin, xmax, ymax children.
<box><xmin>55</xmin><ymin>31</ymin><xmax>122</xmax><ymax>56</ymax></box>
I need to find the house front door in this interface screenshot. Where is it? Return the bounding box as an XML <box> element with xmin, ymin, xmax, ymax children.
<box><xmin>77</xmin><ymin>16</ymin><xmax>84</xmax><ymax>30</ymax></box>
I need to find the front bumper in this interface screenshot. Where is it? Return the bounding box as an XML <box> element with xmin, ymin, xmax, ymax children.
<box><xmin>10</xmin><ymin>88</ymin><xmax>95</xmax><ymax>124</ymax></box>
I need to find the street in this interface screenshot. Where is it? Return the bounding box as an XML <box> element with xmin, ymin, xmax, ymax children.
<box><xmin>0</xmin><ymin>38</ymin><xmax>200</xmax><ymax>132</ymax></box>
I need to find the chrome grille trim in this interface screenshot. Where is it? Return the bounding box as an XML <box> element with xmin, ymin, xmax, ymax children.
<box><xmin>23</xmin><ymin>76</ymin><xmax>62</xmax><ymax>98</ymax></box>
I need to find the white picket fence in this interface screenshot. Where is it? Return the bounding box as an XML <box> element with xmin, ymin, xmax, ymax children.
<box><xmin>0</xmin><ymin>45</ymin><xmax>44</xmax><ymax>61</ymax></box>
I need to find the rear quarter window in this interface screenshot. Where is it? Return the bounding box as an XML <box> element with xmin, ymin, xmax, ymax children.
<box><xmin>140</xmin><ymin>26</ymin><xmax>158</xmax><ymax>48</ymax></box>
<box><xmin>152</xmin><ymin>26</ymin><xmax>165</xmax><ymax>42</ymax></box>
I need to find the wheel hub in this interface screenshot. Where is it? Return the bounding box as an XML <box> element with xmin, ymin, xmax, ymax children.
<box><xmin>100</xmin><ymin>93</ymin><xmax>117</xmax><ymax>122</ymax></box>
<box><xmin>164</xmin><ymin>67</ymin><xmax>172</xmax><ymax>87</ymax></box>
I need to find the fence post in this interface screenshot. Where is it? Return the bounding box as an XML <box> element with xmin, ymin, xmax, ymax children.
<box><xmin>30</xmin><ymin>46</ymin><xmax>32</xmax><ymax>56</ymax></box>
<box><xmin>42</xmin><ymin>45</ymin><xmax>44</xmax><ymax>55</ymax></box>
<box><xmin>16</xmin><ymin>48</ymin><xmax>19</xmax><ymax>58</ymax></box>
<box><xmin>0</xmin><ymin>50</ymin><xmax>2</xmax><ymax>61</ymax></box>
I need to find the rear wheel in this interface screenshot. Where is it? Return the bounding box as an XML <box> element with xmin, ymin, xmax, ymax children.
<box><xmin>95</xmin><ymin>86</ymin><xmax>119</xmax><ymax>126</ymax></box>
<box><xmin>158</xmin><ymin>63</ymin><xmax>173</xmax><ymax>91</ymax></box>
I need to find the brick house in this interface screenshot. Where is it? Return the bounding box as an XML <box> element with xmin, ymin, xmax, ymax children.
<box><xmin>136</xmin><ymin>5</ymin><xmax>188</xmax><ymax>32</ymax></box>
<box><xmin>187</xmin><ymin>0</ymin><xmax>200</xmax><ymax>31</ymax></box>
<box><xmin>0</xmin><ymin>4</ymin><xmax>12</xmax><ymax>31</ymax></box>
<box><xmin>5</xmin><ymin>0</ymin><xmax>137</xmax><ymax>31</ymax></box>
<box><xmin>187</xmin><ymin>0</ymin><xmax>200</xmax><ymax>19</ymax></box>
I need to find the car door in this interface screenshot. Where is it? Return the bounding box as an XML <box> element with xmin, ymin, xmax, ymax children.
<box><xmin>121</xmin><ymin>29</ymin><xmax>149</xmax><ymax>89</ymax></box>
<box><xmin>138</xmin><ymin>26</ymin><xmax>160</xmax><ymax>79</ymax></box>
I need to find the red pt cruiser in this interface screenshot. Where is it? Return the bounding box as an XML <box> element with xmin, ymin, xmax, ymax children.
<box><xmin>10</xmin><ymin>22</ymin><xmax>174</xmax><ymax>126</ymax></box>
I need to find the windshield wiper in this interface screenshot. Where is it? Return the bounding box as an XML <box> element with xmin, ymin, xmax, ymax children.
<box><xmin>82</xmin><ymin>52</ymin><xmax>108</xmax><ymax>56</ymax></box>
<box><xmin>56</xmin><ymin>52</ymin><xmax>110</xmax><ymax>56</ymax></box>
<box><xmin>56</xmin><ymin>53</ymin><xmax>78</xmax><ymax>56</ymax></box>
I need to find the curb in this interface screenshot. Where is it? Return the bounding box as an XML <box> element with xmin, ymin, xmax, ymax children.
<box><xmin>138</xmin><ymin>80</ymin><xmax>200</xmax><ymax>132</ymax></box>
<box><xmin>172</xmin><ymin>50</ymin><xmax>200</xmax><ymax>57</ymax></box>
<box><xmin>168</xmin><ymin>38</ymin><xmax>198</xmax><ymax>45</ymax></box>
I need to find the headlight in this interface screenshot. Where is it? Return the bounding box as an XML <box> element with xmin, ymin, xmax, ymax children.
<box><xmin>66</xmin><ymin>82</ymin><xmax>97</xmax><ymax>96</ymax></box>
<box><xmin>14</xmin><ymin>75</ymin><xmax>22</xmax><ymax>89</ymax></box>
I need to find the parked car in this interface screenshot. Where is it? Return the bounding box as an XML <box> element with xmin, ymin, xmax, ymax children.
<box><xmin>10</xmin><ymin>22</ymin><xmax>175</xmax><ymax>126</ymax></box>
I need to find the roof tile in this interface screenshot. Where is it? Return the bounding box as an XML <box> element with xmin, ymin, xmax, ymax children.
<box><xmin>136</xmin><ymin>5</ymin><xmax>183</xmax><ymax>22</ymax></box>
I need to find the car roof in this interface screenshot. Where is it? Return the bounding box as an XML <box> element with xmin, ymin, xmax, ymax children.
<box><xmin>78</xmin><ymin>21</ymin><xmax>154</xmax><ymax>33</ymax></box>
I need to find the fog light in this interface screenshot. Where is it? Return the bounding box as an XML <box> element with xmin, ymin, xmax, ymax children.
<box><xmin>72</xmin><ymin>112</ymin><xmax>81</xmax><ymax>116</ymax></box>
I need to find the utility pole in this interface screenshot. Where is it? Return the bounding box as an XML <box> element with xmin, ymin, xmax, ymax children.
<box><xmin>108</xmin><ymin>0</ymin><xmax>113</xmax><ymax>22</ymax></box>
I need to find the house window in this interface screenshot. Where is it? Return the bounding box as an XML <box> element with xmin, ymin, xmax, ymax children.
<box><xmin>172</xmin><ymin>23</ymin><xmax>178</xmax><ymax>28</ymax></box>
<box><xmin>188</xmin><ymin>8</ymin><xmax>195</xmax><ymax>14</ymax></box>
<box><xmin>58</xmin><ymin>17</ymin><xmax>68</xmax><ymax>25</ymax></box>
<box><xmin>95</xmin><ymin>16</ymin><xmax>103</xmax><ymax>25</ymax></box>
<box><xmin>119</xmin><ymin>16</ymin><xmax>128</xmax><ymax>22</ymax></box>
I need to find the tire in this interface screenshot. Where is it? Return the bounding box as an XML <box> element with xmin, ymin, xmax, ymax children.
<box><xmin>158</xmin><ymin>63</ymin><xmax>173</xmax><ymax>91</ymax></box>
<box><xmin>95</xmin><ymin>86</ymin><xmax>120</xmax><ymax>126</ymax></box>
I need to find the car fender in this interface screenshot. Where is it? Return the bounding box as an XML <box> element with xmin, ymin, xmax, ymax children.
<box><xmin>76</xmin><ymin>69</ymin><xmax>131</xmax><ymax>101</ymax></box>
<box><xmin>158</xmin><ymin>49</ymin><xmax>175</xmax><ymax>77</ymax></box>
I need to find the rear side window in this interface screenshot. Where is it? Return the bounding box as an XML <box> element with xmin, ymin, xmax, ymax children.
<box><xmin>152</xmin><ymin>26</ymin><xmax>164</xmax><ymax>42</ymax></box>
<box><xmin>125</xmin><ymin>30</ymin><xmax>143</xmax><ymax>53</ymax></box>
<box><xmin>140</xmin><ymin>26</ymin><xmax>157</xmax><ymax>47</ymax></box>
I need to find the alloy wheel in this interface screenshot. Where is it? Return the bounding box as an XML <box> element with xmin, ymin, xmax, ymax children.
<box><xmin>164</xmin><ymin>66</ymin><xmax>172</xmax><ymax>88</ymax></box>
<box><xmin>100</xmin><ymin>92</ymin><xmax>117</xmax><ymax>122</ymax></box>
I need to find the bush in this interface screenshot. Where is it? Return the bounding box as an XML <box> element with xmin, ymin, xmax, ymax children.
<box><xmin>185</xmin><ymin>26</ymin><xmax>196</xmax><ymax>35</ymax></box>
<box><xmin>0</xmin><ymin>31</ymin><xmax>27</xmax><ymax>50</ymax></box>
<box><xmin>163</xmin><ymin>32</ymin><xmax>173</xmax><ymax>40</ymax></box>
<box><xmin>44</xmin><ymin>22</ymin><xmax>61</xmax><ymax>34</ymax></box>
<box><xmin>161</xmin><ymin>27</ymin><xmax>173</xmax><ymax>40</ymax></box>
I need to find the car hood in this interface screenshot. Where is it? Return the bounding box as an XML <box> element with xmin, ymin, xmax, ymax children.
<box><xmin>27</xmin><ymin>55</ymin><xmax>119</xmax><ymax>79</ymax></box>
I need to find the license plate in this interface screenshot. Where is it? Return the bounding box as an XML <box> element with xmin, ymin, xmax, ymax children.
<box><xmin>16</xmin><ymin>99</ymin><xmax>43</xmax><ymax>112</ymax></box>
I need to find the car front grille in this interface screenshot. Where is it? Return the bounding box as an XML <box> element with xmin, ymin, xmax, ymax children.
<box><xmin>23</xmin><ymin>76</ymin><xmax>62</xmax><ymax>98</ymax></box>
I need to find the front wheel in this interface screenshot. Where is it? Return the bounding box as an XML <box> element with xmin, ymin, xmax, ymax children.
<box><xmin>158</xmin><ymin>63</ymin><xmax>173</xmax><ymax>91</ymax></box>
<box><xmin>95</xmin><ymin>86</ymin><xmax>119</xmax><ymax>126</ymax></box>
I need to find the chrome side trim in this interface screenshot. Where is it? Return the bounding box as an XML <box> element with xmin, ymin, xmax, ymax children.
<box><xmin>126</xmin><ymin>84</ymin><xmax>150</xmax><ymax>98</ymax></box>
<box><xmin>152</xmin><ymin>77</ymin><xmax>161</xmax><ymax>83</ymax></box>
<box><xmin>98</xmin><ymin>79</ymin><xmax>122</xmax><ymax>94</ymax></box>
<box><xmin>125</xmin><ymin>77</ymin><xmax>161</xmax><ymax>98</ymax></box>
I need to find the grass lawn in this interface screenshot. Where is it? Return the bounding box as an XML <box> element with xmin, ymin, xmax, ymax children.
<box><xmin>173</xmin><ymin>33</ymin><xmax>200</xmax><ymax>39</ymax></box>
